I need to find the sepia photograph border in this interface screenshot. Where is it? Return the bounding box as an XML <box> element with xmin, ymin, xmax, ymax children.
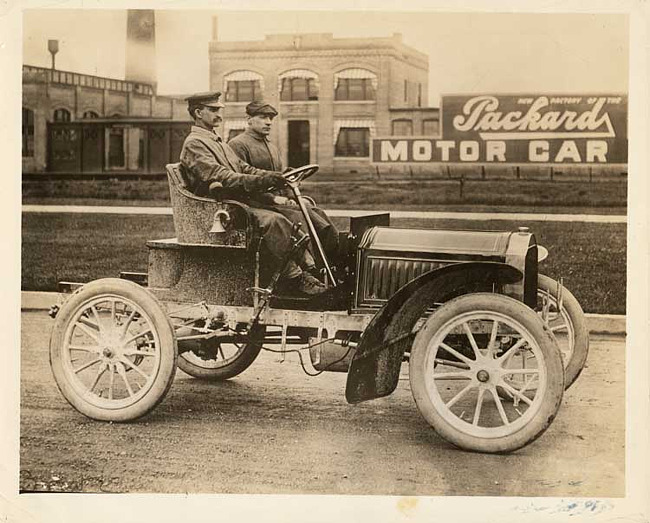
<box><xmin>2</xmin><ymin>0</ymin><xmax>648</xmax><ymax>522</ymax></box>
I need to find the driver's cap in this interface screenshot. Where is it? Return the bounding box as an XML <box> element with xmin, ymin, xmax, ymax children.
<box><xmin>185</xmin><ymin>91</ymin><xmax>225</xmax><ymax>109</ymax></box>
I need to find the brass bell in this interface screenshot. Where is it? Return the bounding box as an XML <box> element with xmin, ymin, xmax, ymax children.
<box><xmin>210</xmin><ymin>209</ymin><xmax>231</xmax><ymax>234</ymax></box>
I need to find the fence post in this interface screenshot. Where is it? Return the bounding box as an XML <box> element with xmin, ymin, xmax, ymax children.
<box><xmin>550</xmin><ymin>166</ymin><xmax>554</xmax><ymax>181</ymax></box>
<box><xmin>516</xmin><ymin>166</ymin><xmax>520</xmax><ymax>180</ymax></box>
<box><xmin>375</xmin><ymin>166</ymin><xmax>380</xmax><ymax>181</ymax></box>
<box><xmin>481</xmin><ymin>165</ymin><xmax>486</xmax><ymax>180</ymax></box>
<box><xmin>589</xmin><ymin>166</ymin><xmax>593</xmax><ymax>183</ymax></box>
<box><xmin>446</xmin><ymin>165</ymin><xmax>451</xmax><ymax>179</ymax></box>
<box><xmin>459</xmin><ymin>175</ymin><xmax>465</xmax><ymax>200</ymax></box>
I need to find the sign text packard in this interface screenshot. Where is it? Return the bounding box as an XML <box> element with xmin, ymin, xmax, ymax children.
<box><xmin>372</xmin><ymin>95</ymin><xmax>627</xmax><ymax>165</ymax></box>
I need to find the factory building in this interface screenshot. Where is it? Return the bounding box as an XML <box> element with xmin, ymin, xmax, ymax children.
<box><xmin>22</xmin><ymin>12</ymin><xmax>440</xmax><ymax>175</ymax></box>
<box><xmin>22</xmin><ymin>10</ymin><xmax>189</xmax><ymax>174</ymax></box>
<box><xmin>210</xmin><ymin>29</ymin><xmax>439</xmax><ymax>173</ymax></box>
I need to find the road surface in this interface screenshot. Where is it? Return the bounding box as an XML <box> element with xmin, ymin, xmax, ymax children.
<box><xmin>20</xmin><ymin>310</ymin><xmax>625</xmax><ymax>496</ymax></box>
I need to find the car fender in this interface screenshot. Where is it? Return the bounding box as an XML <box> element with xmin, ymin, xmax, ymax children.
<box><xmin>345</xmin><ymin>261</ymin><xmax>522</xmax><ymax>404</ymax></box>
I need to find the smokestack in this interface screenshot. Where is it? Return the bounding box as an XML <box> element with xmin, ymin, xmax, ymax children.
<box><xmin>212</xmin><ymin>16</ymin><xmax>219</xmax><ymax>41</ymax></box>
<box><xmin>126</xmin><ymin>10</ymin><xmax>157</xmax><ymax>91</ymax></box>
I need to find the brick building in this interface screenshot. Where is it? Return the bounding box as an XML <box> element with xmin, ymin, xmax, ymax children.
<box><xmin>210</xmin><ymin>31</ymin><xmax>440</xmax><ymax>174</ymax></box>
<box><xmin>22</xmin><ymin>65</ymin><xmax>189</xmax><ymax>173</ymax></box>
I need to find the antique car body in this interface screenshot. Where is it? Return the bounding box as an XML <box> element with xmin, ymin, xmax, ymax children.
<box><xmin>49</xmin><ymin>163</ymin><xmax>588</xmax><ymax>454</ymax></box>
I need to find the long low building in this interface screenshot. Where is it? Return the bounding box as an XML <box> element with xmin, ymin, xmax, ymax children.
<box><xmin>22</xmin><ymin>15</ymin><xmax>440</xmax><ymax>175</ymax></box>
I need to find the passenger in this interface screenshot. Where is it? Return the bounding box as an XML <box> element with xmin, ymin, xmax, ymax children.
<box><xmin>179</xmin><ymin>91</ymin><xmax>325</xmax><ymax>296</ymax></box>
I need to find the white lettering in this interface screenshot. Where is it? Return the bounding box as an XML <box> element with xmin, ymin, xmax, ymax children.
<box><xmin>586</xmin><ymin>140</ymin><xmax>608</xmax><ymax>162</ymax></box>
<box><xmin>412</xmin><ymin>140</ymin><xmax>433</xmax><ymax>161</ymax></box>
<box><xmin>436</xmin><ymin>141</ymin><xmax>456</xmax><ymax>161</ymax></box>
<box><xmin>554</xmin><ymin>140</ymin><xmax>581</xmax><ymax>162</ymax></box>
<box><xmin>452</xmin><ymin>95</ymin><xmax>613</xmax><ymax>135</ymax></box>
<box><xmin>381</xmin><ymin>141</ymin><xmax>408</xmax><ymax>162</ymax></box>
<box><xmin>530</xmin><ymin>141</ymin><xmax>549</xmax><ymax>162</ymax></box>
<box><xmin>459</xmin><ymin>141</ymin><xmax>480</xmax><ymax>161</ymax></box>
<box><xmin>486</xmin><ymin>141</ymin><xmax>506</xmax><ymax>162</ymax></box>
<box><xmin>452</xmin><ymin>96</ymin><xmax>499</xmax><ymax>131</ymax></box>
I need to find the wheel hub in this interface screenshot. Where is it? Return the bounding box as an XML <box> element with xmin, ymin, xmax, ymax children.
<box><xmin>476</xmin><ymin>369</ymin><xmax>490</xmax><ymax>382</ymax></box>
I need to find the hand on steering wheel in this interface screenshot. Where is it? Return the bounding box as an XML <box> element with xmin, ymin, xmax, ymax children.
<box><xmin>282</xmin><ymin>164</ymin><xmax>320</xmax><ymax>184</ymax></box>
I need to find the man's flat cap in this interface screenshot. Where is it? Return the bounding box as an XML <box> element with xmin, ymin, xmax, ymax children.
<box><xmin>246</xmin><ymin>101</ymin><xmax>278</xmax><ymax>117</ymax></box>
<box><xmin>185</xmin><ymin>91</ymin><xmax>225</xmax><ymax>108</ymax></box>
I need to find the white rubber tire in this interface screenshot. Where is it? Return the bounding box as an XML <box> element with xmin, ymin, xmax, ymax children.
<box><xmin>537</xmin><ymin>274</ymin><xmax>589</xmax><ymax>389</ymax></box>
<box><xmin>50</xmin><ymin>278</ymin><xmax>177</xmax><ymax>422</ymax></box>
<box><xmin>177</xmin><ymin>326</ymin><xmax>264</xmax><ymax>380</ymax></box>
<box><xmin>409</xmin><ymin>293</ymin><xmax>564</xmax><ymax>453</ymax></box>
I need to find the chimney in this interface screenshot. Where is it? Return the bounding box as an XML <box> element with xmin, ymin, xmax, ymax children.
<box><xmin>126</xmin><ymin>10</ymin><xmax>157</xmax><ymax>91</ymax></box>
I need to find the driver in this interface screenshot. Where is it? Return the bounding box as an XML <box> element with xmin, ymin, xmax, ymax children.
<box><xmin>228</xmin><ymin>101</ymin><xmax>340</xmax><ymax>265</ymax></box>
<box><xmin>179</xmin><ymin>91</ymin><xmax>326</xmax><ymax>296</ymax></box>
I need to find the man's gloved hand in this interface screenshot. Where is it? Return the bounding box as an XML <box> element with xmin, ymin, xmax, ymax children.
<box><xmin>256</xmin><ymin>172</ymin><xmax>286</xmax><ymax>191</ymax></box>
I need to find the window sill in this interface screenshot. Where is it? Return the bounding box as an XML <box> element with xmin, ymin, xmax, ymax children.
<box><xmin>279</xmin><ymin>100</ymin><xmax>320</xmax><ymax>104</ymax></box>
<box><xmin>333</xmin><ymin>100</ymin><xmax>376</xmax><ymax>104</ymax></box>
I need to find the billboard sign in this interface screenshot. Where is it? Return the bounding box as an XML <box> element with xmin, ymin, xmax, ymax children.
<box><xmin>372</xmin><ymin>94</ymin><xmax>627</xmax><ymax>165</ymax></box>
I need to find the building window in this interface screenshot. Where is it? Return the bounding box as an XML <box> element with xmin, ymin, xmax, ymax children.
<box><xmin>334</xmin><ymin>69</ymin><xmax>377</xmax><ymax>101</ymax></box>
<box><xmin>224</xmin><ymin>70</ymin><xmax>264</xmax><ymax>102</ymax></box>
<box><xmin>422</xmin><ymin>119</ymin><xmax>440</xmax><ymax>136</ymax></box>
<box><xmin>226</xmin><ymin>80</ymin><xmax>260</xmax><ymax>102</ymax></box>
<box><xmin>53</xmin><ymin>108</ymin><xmax>71</xmax><ymax>122</ymax></box>
<box><xmin>107</xmin><ymin>127</ymin><xmax>125</xmax><ymax>168</ymax></box>
<box><xmin>335</xmin><ymin>128</ymin><xmax>370</xmax><ymax>157</ymax></box>
<box><xmin>392</xmin><ymin>119</ymin><xmax>413</xmax><ymax>136</ymax></box>
<box><xmin>22</xmin><ymin>108</ymin><xmax>34</xmax><ymax>157</ymax></box>
<box><xmin>83</xmin><ymin>111</ymin><xmax>99</xmax><ymax>119</ymax></box>
<box><xmin>280</xmin><ymin>77</ymin><xmax>318</xmax><ymax>101</ymax></box>
<box><xmin>335</xmin><ymin>78</ymin><xmax>376</xmax><ymax>101</ymax></box>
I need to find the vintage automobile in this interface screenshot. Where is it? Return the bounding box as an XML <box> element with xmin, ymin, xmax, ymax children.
<box><xmin>49</xmin><ymin>164</ymin><xmax>589</xmax><ymax>454</ymax></box>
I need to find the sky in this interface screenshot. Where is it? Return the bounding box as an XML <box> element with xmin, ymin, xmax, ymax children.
<box><xmin>22</xmin><ymin>9</ymin><xmax>628</xmax><ymax>105</ymax></box>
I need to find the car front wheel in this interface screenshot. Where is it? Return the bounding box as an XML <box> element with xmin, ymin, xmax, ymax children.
<box><xmin>409</xmin><ymin>293</ymin><xmax>564</xmax><ymax>453</ymax></box>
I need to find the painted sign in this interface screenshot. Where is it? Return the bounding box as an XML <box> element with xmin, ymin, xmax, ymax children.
<box><xmin>372</xmin><ymin>94</ymin><xmax>627</xmax><ymax>164</ymax></box>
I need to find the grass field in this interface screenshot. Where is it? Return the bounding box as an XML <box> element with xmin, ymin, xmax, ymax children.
<box><xmin>21</xmin><ymin>212</ymin><xmax>626</xmax><ymax>315</ymax></box>
<box><xmin>23</xmin><ymin>178</ymin><xmax>627</xmax><ymax>213</ymax></box>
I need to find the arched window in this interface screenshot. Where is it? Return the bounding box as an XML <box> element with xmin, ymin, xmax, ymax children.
<box><xmin>83</xmin><ymin>111</ymin><xmax>99</xmax><ymax>119</ymax></box>
<box><xmin>333</xmin><ymin>120</ymin><xmax>376</xmax><ymax>157</ymax></box>
<box><xmin>334</xmin><ymin>69</ymin><xmax>377</xmax><ymax>101</ymax></box>
<box><xmin>53</xmin><ymin>108</ymin><xmax>71</xmax><ymax>122</ymax></box>
<box><xmin>224</xmin><ymin>71</ymin><xmax>263</xmax><ymax>102</ymax></box>
<box><xmin>22</xmin><ymin>108</ymin><xmax>35</xmax><ymax>157</ymax></box>
<box><xmin>391</xmin><ymin>119</ymin><xmax>413</xmax><ymax>136</ymax></box>
<box><xmin>279</xmin><ymin>69</ymin><xmax>319</xmax><ymax>101</ymax></box>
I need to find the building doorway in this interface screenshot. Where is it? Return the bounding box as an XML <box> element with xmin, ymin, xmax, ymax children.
<box><xmin>287</xmin><ymin>120</ymin><xmax>310</xmax><ymax>168</ymax></box>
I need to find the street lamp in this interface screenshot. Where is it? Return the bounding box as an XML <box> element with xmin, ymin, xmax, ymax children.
<box><xmin>48</xmin><ymin>39</ymin><xmax>59</xmax><ymax>70</ymax></box>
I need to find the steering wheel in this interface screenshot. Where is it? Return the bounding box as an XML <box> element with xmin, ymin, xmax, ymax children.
<box><xmin>282</xmin><ymin>164</ymin><xmax>319</xmax><ymax>184</ymax></box>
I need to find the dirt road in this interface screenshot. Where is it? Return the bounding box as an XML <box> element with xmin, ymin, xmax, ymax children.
<box><xmin>20</xmin><ymin>311</ymin><xmax>625</xmax><ymax>496</ymax></box>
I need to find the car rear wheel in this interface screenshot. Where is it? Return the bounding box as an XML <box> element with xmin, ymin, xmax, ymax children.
<box><xmin>537</xmin><ymin>274</ymin><xmax>589</xmax><ymax>389</ymax></box>
<box><xmin>176</xmin><ymin>325</ymin><xmax>264</xmax><ymax>380</ymax></box>
<box><xmin>50</xmin><ymin>278</ymin><xmax>177</xmax><ymax>422</ymax></box>
<box><xmin>409</xmin><ymin>293</ymin><xmax>564</xmax><ymax>453</ymax></box>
